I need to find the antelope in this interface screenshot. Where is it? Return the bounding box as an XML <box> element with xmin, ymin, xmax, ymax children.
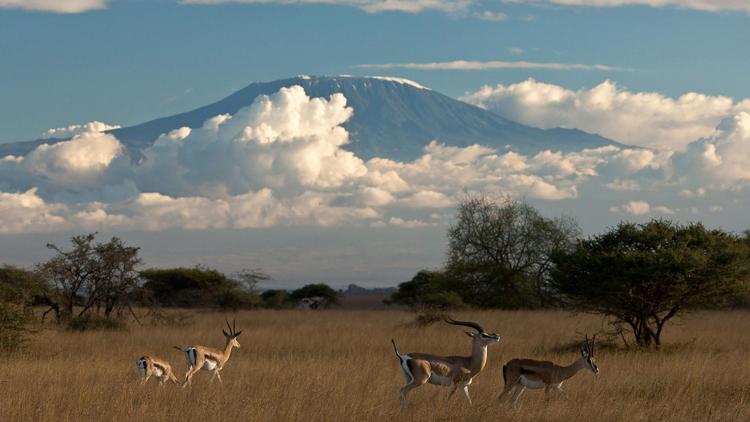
<box><xmin>498</xmin><ymin>335</ymin><xmax>599</xmax><ymax>407</ymax></box>
<box><xmin>391</xmin><ymin>318</ymin><xmax>500</xmax><ymax>407</ymax></box>
<box><xmin>174</xmin><ymin>318</ymin><xmax>242</xmax><ymax>387</ymax></box>
<box><xmin>136</xmin><ymin>355</ymin><xmax>181</xmax><ymax>386</ymax></box>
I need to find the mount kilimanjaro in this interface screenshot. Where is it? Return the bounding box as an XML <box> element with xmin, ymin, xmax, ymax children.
<box><xmin>0</xmin><ymin>76</ymin><xmax>625</xmax><ymax>161</ymax></box>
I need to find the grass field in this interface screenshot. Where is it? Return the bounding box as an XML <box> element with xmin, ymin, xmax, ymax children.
<box><xmin>0</xmin><ymin>309</ymin><xmax>748</xmax><ymax>421</ymax></box>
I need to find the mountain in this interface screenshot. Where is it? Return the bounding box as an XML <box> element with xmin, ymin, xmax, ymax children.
<box><xmin>0</xmin><ymin>76</ymin><xmax>626</xmax><ymax>161</ymax></box>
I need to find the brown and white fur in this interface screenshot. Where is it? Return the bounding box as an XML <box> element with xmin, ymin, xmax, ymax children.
<box><xmin>136</xmin><ymin>355</ymin><xmax>180</xmax><ymax>386</ymax></box>
<box><xmin>498</xmin><ymin>336</ymin><xmax>599</xmax><ymax>407</ymax></box>
<box><xmin>392</xmin><ymin>318</ymin><xmax>500</xmax><ymax>407</ymax></box>
<box><xmin>174</xmin><ymin>318</ymin><xmax>242</xmax><ymax>387</ymax></box>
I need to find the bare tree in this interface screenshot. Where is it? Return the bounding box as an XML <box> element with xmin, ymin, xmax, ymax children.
<box><xmin>39</xmin><ymin>233</ymin><xmax>141</xmax><ymax>323</ymax></box>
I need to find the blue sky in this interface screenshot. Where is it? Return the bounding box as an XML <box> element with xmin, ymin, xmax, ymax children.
<box><xmin>2</xmin><ymin>0</ymin><xmax>750</xmax><ymax>143</ymax></box>
<box><xmin>2</xmin><ymin>0</ymin><xmax>750</xmax><ymax>287</ymax></box>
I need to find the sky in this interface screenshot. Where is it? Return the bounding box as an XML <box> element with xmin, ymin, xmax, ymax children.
<box><xmin>1</xmin><ymin>0</ymin><xmax>750</xmax><ymax>287</ymax></box>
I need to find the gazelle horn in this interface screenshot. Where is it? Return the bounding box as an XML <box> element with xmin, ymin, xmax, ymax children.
<box><xmin>445</xmin><ymin>317</ymin><xmax>485</xmax><ymax>333</ymax></box>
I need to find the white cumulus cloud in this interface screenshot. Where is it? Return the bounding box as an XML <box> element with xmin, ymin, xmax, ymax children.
<box><xmin>0</xmin><ymin>0</ymin><xmax>106</xmax><ymax>13</ymax></box>
<box><xmin>356</xmin><ymin>60</ymin><xmax>626</xmax><ymax>72</ymax></box>
<box><xmin>40</xmin><ymin>121</ymin><xmax>121</xmax><ymax>139</ymax></box>
<box><xmin>179</xmin><ymin>0</ymin><xmax>473</xmax><ymax>14</ymax></box>
<box><xmin>519</xmin><ymin>1</ymin><xmax>750</xmax><ymax>13</ymax></box>
<box><xmin>462</xmin><ymin>78</ymin><xmax>750</xmax><ymax>151</ymax></box>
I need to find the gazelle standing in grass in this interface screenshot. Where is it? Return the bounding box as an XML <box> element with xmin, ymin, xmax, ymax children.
<box><xmin>498</xmin><ymin>335</ymin><xmax>599</xmax><ymax>407</ymax></box>
<box><xmin>391</xmin><ymin>318</ymin><xmax>500</xmax><ymax>407</ymax></box>
<box><xmin>136</xmin><ymin>355</ymin><xmax>181</xmax><ymax>386</ymax></box>
<box><xmin>174</xmin><ymin>319</ymin><xmax>242</xmax><ymax>387</ymax></box>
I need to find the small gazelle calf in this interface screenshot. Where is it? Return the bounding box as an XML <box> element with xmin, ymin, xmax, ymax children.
<box><xmin>136</xmin><ymin>355</ymin><xmax>181</xmax><ymax>386</ymax></box>
<box><xmin>174</xmin><ymin>318</ymin><xmax>242</xmax><ymax>387</ymax></box>
<box><xmin>498</xmin><ymin>335</ymin><xmax>599</xmax><ymax>407</ymax></box>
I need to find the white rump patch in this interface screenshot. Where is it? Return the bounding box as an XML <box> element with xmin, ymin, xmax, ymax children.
<box><xmin>152</xmin><ymin>367</ymin><xmax>164</xmax><ymax>377</ymax></box>
<box><xmin>203</xmin><ymin>359</ymin><xmax>218</xmax><ymax>370</ymax></box>
<box><xmin>185</xmin><ymin>348</ymin><xmax>196</xmax><ymax>367</ymax></box>
<box><xmin>519</xmin><ymin>375</ymin><xmax>545</xmax><ymax>389</ymax></box>
<box><xmin>398</xmin><ymin>355</ymin><xmax>414</xmax><ymax>385</ymax></box>
<box><xmin>136</xmin><ymin>359</ymin><xmax>147</xmax><ymax>377</ymax></box>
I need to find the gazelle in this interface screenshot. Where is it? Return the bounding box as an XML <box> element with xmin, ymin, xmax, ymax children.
<box><xmin>498</xmin><ymin>335</ymin><xmax>599</xmax><ymax>407</ymax></box>
<box><xmin>174</xmin><ymin>318</ymin><xmax>242</xmax><ymax>387</ymax></box>
<box><xmin>391</xmin><ymin>318</ymin><xmax>500</xmax><ymax>407</ymax></box>
<box><xmin>136</xmin><ymin>355</ymin><xmax>181</xmax><ymax>386</ymax></box>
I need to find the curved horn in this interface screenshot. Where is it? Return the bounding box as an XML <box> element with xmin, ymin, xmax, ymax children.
<box><xmin>233</xmin><ymin>318</ymin><xmax>237</xmax><ymax>336</ymax></box>
<box><xmin>444</xmin><ymin>317</ymin><xmax>484</xmax><ymax>333</ymax></box>
<box><xmin>225</xmin><ymin>318</ymin><xmax>233</xmax><ymax>336</ymax></box>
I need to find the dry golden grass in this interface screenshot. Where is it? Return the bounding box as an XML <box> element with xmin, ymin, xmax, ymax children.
<box><xmin>1</xmin><ymin>309</ymin><xmax>749</xmax><ymax>421</ymax></box>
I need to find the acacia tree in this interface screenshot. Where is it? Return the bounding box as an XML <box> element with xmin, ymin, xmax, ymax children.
<box><xmin>550</xmin><ymin>220</ymin><xmax>750</xmax><ymax>348</ymax></box>
<box><xmin>447</xmin><ymin>194</ymin><xmax>579</xmax><ymax>308</ymax></box>
<box><xmin>40</xmin><ymin>233</ymin><xmax>141</xmax><ymax>323</ymax></box>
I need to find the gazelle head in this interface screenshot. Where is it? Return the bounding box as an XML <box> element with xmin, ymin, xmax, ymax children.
<box><xmin>445</xmin><ymin>318</ymin><xmax>500</xmax><ymax>346</ymax></box>
<box><xmin>580</xmin><ymin>335</ymin><xmax>599</xmax><ymax>374</ymax></box>
<box><xmin>222</xmin><ymin>318</ymin><xmax>242</xmax><ymax>349</ymax></box>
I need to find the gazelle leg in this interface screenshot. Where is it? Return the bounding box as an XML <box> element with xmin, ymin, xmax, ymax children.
<box><xmin>183</xmin><ymin>363</ymin><xmax>201</xmax><ymax>388</ymax></box>
<box><xmin>511</xmin><ymin>386</ymin><xmax>526</xmax><ymax>408</ymax></box>
<box><xmin>498</xmin><ymin>384</ymin><xmax>514</xmax><ymax>401</ymax></box>
<box><xmin>210</xmin><ymin>369</ymin><xmax>223</xmax><ymax>384</ymax></box>
<box><xmin>462</xmin><ymin>386</ymin><xmax>472</xmax><ymax>405</ymax></box>
<box><xmin>399</xmin><ymin>371</ymin><xmax>429</xmax><ymax>408</ymax></box>
<box><xmin>400</xmin><ymin>361</ymin><xmax>430</xmax><ymax>409</ymax></box>
<box><xmin>141</xmin><ymin>367</ymin><xmax>152</xmax><ymax>385</ymax></box>
<box><xmin>447</xmin><ymin>383</ymin><xmax>458</xmax><ymax>399</ymax></box>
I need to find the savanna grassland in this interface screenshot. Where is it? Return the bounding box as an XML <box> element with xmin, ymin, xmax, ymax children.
<box><xmin>1</xmin><ymin>310</ymin><xmax>748</xmax><ymax>422</ymax></box>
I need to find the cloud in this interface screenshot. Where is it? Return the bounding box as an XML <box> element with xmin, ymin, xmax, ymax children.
<box><xmin>518</xmin><ymin>1</ymin><xmax>750</xmax><ymax>13</ymax></box>
<box><xmin>3</xmin><ymin>85</ymin><xmax>750</xmax><ymax>234</ymax></box>
<box><xmin>675</xmin><ymin>112</ymin><xmax>750</xmax><ymax>189</ymax></box>
<box><xmin>40</xmin><ymin>121</ymin><xmax>120</xmax><ymax>139</ymax></box>
<box><xmin>0</xmin><ymin>128</ymin><xmax>127</xmax><ymax>193</ymax></box>
<box><xmin>179</xmin><ymin>0</ymin><xmax>473</xmax><ymax>14</ymax></box>
<box><xmin>137</xmin><ymin>85</ymin><xmax>367</xmax><ymax>197</ymax></box>
<box><xmin>622</xmin><ymin>200</ymin><xmax>650</xmax><ymax>216</ymax></box>
<box><xmin>0</xmin><ymin>189</ymin><xmax>68</xmax><ymax>234</ymax></box>
<box><xmin>355</xmin><ymin>60</ymin><xmax>627</xmax><ymax>72</ymax></box>
<box><xmin>0</xmin><ymin>0</ymin><xmax>106</xmax><ymax>13</ymax></box>
<box><xmin>462</xmin><ymin>78</ymin><xmax>750</xmax><ymax>151</ymax></box>
<box><xmin>476</xmin><ymin>10</ymin><xmax>508</xmax><ymax>21</ymax></box>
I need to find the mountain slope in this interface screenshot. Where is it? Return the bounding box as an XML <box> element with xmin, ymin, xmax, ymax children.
<box><xmin>0</xmin><ymin>76</ymin><xmax>626</xmax><ymax>161</ymax></box>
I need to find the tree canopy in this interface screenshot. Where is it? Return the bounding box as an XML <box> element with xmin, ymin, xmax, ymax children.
<box><xmin>550</xmin><ymin>220</ymin><xmax>750</xmax><ymax>347</ymax></box>
<box><xmin>446</xmin><ymin>194</ymin><xmax>579</xmax><ymax>308</ymax></box>
<box><xmin>140</xmin><ymin>266</ymin><xmax>264</xmax><ymax>309</ymax></box>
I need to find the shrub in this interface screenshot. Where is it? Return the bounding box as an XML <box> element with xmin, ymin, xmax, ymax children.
<box><xmin>68</xmin><ymin>315</ymin><xmax>127</xmax><ymax>332</ymax></box>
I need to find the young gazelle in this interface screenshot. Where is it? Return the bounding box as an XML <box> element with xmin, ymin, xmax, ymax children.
<box><xmin>391</xmin><ymin>318</ymin><xmax>500</xmax><ymax>407</ymax></box>
<box><xmin>498</xmin><ymin>335</ymin><xmax>599</xmax><ymax>407</ymax></box>
<box><xmin>174</xmin><ymin>319</ymin><xmax>242</xmax><ymax>387</ymax></box>
<box><xmin>136</xmin><ymin>355</ymin><xmax>181</xmax><ymax>386</ymax></box>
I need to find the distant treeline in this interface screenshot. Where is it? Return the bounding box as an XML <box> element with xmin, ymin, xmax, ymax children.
<box><xmin>2</xmin><ymin>194</ymin><xmax>749</xmax><ymax>350</ymax></box>
<box><xmin>0</xmin><ymin>234</ymin><xmax>341</xmax><ymax>348</ymax></box>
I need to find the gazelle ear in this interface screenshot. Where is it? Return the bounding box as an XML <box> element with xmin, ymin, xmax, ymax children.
<box><xmin>234</xmin><ymin>330</ymin><xmax>242</xmax><ymax>337</ymax></box>
<box><xmin>465</xmin><ymin>331</ymin><xmax>476</xmax><ymax>338</ymax></box>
